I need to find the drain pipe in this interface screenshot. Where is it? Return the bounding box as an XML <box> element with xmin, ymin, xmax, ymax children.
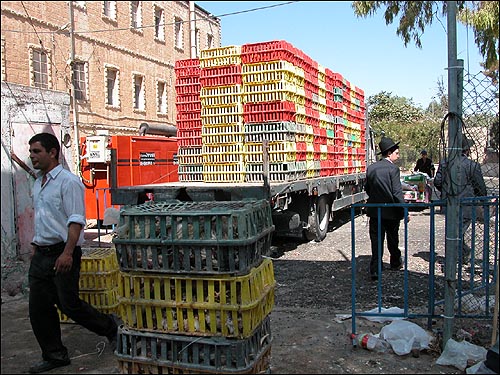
<box><xmin>189</xmin><ymin>1</ymin><xmax>197</xmax><ymax>58</ymax></box>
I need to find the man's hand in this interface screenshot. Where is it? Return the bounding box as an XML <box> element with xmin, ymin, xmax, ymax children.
<box><xmin>54</xmin><ymin>252</ymin><xmax>73</xmax><ymax>274</ymax></box>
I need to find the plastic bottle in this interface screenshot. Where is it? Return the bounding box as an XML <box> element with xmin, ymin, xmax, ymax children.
<box><xmin>352</xmin><ymin>333</ymin><xmax>391</xmax><ymax>353</ymax></box>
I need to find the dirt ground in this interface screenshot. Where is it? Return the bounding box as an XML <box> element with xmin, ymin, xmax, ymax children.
<box><xmin>1</xmin><ymin>208</ymin><xmax>496</xmax><ymax>374</ymax></box>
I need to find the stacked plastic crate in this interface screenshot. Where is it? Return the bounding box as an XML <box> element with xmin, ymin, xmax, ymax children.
<box><xmin>174</xmin><ymin>40</ymin><xmax>366</xmax><ymax>183</ymax></box>
<box><xmin>58</xmin><ymin>247</ymin><xmax>120</xmax><ymax>323</ymax></box>
<box><xmin>199</xmin><ymin>45</ymin><xmax>245</xmax><ymax>183</ymax></box>
<box><xmin>175</xmin><ymin>59</ymin><xmax>203</xmax><ymax>182</ymax></box>
<box><xmin>112</xmin><ymin>200</ymin><xmax>276</xmax><ymax>373</ymax></box>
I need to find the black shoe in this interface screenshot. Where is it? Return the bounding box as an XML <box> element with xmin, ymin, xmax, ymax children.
<box><xmin>28</xmin><ymin>359</ymin><xmax>70</xmax><ymax>374</ymax></box>
<box><xmin>370</xmin><ymin>273</ymin><xmax>378</xmax><ymax>281</ymax></box>
<box><xmin>390</xmin><ymin>257</ymin><xmax>403</xmax><ymax>270</ymax></box>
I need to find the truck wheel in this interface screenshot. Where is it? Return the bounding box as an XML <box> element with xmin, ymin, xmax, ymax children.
<box><xmin>304</xmin><ymin>195</ymin><xmax>331</xmax><ymax>242</ymax></box>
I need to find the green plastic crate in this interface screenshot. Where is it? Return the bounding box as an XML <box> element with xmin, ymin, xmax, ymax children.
<box><xmin>113</xmin><ymin>200</ymin><xmax>274</xmax><ymax>275</ymax></box>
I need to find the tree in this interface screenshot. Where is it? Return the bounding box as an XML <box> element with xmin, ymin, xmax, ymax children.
<box><xmin>458</xmin><ymin>1</ymin><xmax>499</xmax><ymax>84</ymax></box>
<box><xmin>367</xmin><ymin>91</ymin><xmax>441</xmax><ymax>169</ymax></box>
<box><xmin>352</xmin><ymin>1</ymin><xmax>499</xmax><ymax>81</ymax></box>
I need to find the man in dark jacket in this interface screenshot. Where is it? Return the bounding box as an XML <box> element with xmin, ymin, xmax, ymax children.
<box><xmin>414</xmin><ymin>150</ymin><xmax>435</xmax><ymax>177</ymax></box>
<box><xmin>365</xmin><ymin>137</ymin><xmax>407</xmax><ymax>281</ymax></box>
<box><xmin>434</xmin><ymin>137</ymin><xmax>487</xmax><ymax>262</ymax></box>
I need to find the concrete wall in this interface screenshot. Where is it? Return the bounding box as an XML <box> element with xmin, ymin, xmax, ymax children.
<box><xmin>1</xmin><ymin>82</ymin><xmax>71</xmax><ymax>270</ymax></box>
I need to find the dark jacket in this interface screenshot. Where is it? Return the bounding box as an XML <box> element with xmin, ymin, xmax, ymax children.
<box><xmin>365</xmin><ymin>158</ymin><xmax>405</xmax><ymax>220</ymax></box>
<box><xmin>414</xmin><ymin>157</ymin><xmax>434</xmax><ymax>177</ymax></box>
<box><xmin>434</xmin><ymin>154</ymin><xmax>487</xmax><ymax>219</ymax></box>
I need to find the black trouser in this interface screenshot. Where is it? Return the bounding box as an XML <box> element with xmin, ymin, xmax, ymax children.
<box><xmin>28</xmin><ymin>244</ymin><xmax>115</xmax><ymax>361</ymax></box>
<box><xmin>369</xmin><ymin>217</ymin><xmax>402</xmax><ymax>274</ymax></box>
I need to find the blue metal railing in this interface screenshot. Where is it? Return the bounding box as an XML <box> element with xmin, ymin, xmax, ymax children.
<box><xmin>350</xmin><ymin>196</ymin><xmax>499</xmax><ymax>336</ymax></box>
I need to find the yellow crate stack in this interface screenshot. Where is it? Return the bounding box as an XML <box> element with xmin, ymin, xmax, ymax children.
<box><xmin>58</xmin><ymin>247</ymin><xmax>120</xmax><ymax>323</ymax></box>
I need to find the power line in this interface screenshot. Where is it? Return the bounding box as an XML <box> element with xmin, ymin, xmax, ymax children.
<box><xmin>2</xmin><ymin>1</ymin><xmax>301</xmax><ymax>35</ymax></box>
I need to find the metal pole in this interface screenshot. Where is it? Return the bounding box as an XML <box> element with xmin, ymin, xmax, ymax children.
<box><xmin>189</xmin><ymin>1</ymin><xmax>197</xmax><ymax>58</ymax></box>
<box><xmin>443</xmin><ymin>0</ymin><xmax>462</xmax><ymax>347</ymax></box>
<box><xmin>68</xmin><ymin>2</ymin><xmax>81</xmax><ymax>177</ymax></box>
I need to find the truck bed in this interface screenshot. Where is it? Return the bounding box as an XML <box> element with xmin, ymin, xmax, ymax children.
<box><xmin>111</xmin><ymin>173</ymin><xmax>367</xmax><ymax>206</ymax></box>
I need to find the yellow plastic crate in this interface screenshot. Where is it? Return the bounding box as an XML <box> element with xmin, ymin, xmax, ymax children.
<box><xmin>58</xmin><ymin>287</ymin><xmax>120</xmax><ymax>323</ymax></box>
<box><xmin>118</xmin><ymin>259</ymin><xmax>275</xmax><ymax>338</ymax></box>
<box><xmin>79</xmin><ymin>247</ymin><xmax>120</xmax><ymax>291</ymax></box>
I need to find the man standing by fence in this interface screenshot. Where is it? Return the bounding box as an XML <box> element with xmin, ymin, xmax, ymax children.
<box><xmin>434</xmin><ymin>137</ymin><xmax>487</xmax><ymax>262</ymax></box>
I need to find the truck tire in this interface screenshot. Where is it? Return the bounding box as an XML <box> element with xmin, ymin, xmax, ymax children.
<box><xmin>304</xmin><ymin>195</ymin><xmax>331</xmax><ymax>242</ymax></box>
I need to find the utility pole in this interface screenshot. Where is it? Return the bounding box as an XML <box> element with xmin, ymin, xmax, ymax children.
<box><xmin>443</xmin><ymin>0</ymin><xmax>463</xmax><ymax>347</ymax></box>
<box><xmin>69</xmin><ymin>1</ymin><xmax>81</xmax><ymax>177</ymax></box>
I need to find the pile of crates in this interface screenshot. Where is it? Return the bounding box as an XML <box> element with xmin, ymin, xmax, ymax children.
<box><xmin>174</xmin><ymin>40</ymin><xmax>366</xmax><ymax>183</ymax></box>
<box><xmin>113</xmin><ymin>199</ymin><xmax>276</xmax><ymax>373</ymax></box>
<box><xmin>58</xmin><ymin>247</ymin><xmax>120</xmax><ymax>323</ymax></box>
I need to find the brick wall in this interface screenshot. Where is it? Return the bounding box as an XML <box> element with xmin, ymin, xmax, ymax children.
<box><xmin>1</xmin><ymin>1</ymin><xmax>221</xmax><ymax>137</ymax></box>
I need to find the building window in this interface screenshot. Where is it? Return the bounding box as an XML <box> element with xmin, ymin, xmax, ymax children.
<box><xmin>72</xmin><ymin>61</ymin><xmax>87</xmax><ymax>100</ymax></box>
<box><xmin>73</xmin><ymin>1</ymin><xmax>86</xmax><ymax>10</ymax></box>
<box><xmin>103</xmin><ymin>1</ymin><xmax>116</xmax><ymax>20</ymax></box>
<box><xmin>195</xmin><ymin>28</ymin><xmax>200</xmax><ymax>57</ymax></box>
<box><xmin>130</xmin><ymin>1</ymin><xmax>142</xmax><ymax>29</ymax></box>
<box><xmin>174</xmin><ymin>17</ymin><xmax>183</xmax><ymax>49</ymax></box>
<box><xmin>133</xmin><ymin>74</ymin><xmax>145</xmax><ymax>111</ymax></box>
<box><xmin>207</xmin><ymin>34</ymin><xmax>213</xmax><ymax>49</ymax></box>
<box><xmin>157</xmin><ymin>80</ymin><xmax>167</xmax><ymax>114</ymax></box>
<box><xmin>105</xmin><ymin>66</ymin><xmax>119</xmax><ymax>107</ymax></box>
<box><xmin>30</xmin><ymin>47</ymin><xmax>50</xmax><ymax>89</ymax></box>
<box><xmin>154</xmin><ymin>6</ymin><xmax>165</xmax><ymax>41</ymax></box>
<box><xmin>1</xmin><ymin>38</ymin><xmax>6</xmax><ymax>82</ymax></box>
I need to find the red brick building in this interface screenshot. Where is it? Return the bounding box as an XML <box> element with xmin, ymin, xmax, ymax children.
<box><xmin>1</xmin><ymin>1</ymin><xmax>221</xmax><ymax>136</ymax></box>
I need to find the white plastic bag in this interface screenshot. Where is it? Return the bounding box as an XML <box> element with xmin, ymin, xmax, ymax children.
<box><xmin>379</xmin><ymin>320</ymin><xmax>432</xmax><ymax>355</ymax></box>
<box><xmin>361</xmin><ymin>307</ymin><xmax>405</xmax><ymax>323</ymax></box>
<box><xmin>436</xmin><ymin>338</ymin><xmax>487</xmax><ymax>371</ymax></box>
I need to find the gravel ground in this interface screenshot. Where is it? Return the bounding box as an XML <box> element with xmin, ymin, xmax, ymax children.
<box><xmin>1</xmin><ymin>207</ymin><xmax>496</xmax><ymax>374</ymax></box>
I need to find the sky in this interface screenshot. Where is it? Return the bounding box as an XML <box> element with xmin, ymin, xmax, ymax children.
<box><xmin>195</xmin><ymin>1</ymin><xmax>484</xmax><ymax>108</ymax></box>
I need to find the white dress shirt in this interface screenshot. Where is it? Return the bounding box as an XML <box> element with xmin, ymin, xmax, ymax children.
<box><xmin>32</xmin><ymin>164</ymin><xmax>86</xmax><ymax>246</ymax></box>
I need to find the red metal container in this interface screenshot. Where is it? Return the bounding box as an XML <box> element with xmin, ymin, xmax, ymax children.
<box><xmin>80</xmin><ymin>135</ymin><xmax>178</xmax><ymax>221</ymax></box>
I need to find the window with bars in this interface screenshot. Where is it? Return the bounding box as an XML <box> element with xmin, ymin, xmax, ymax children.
<box><xmin>106</xmin><ymin>67</ymin><xmax>119</xmax><ymax>106</ymax></box>
<box><xmin>72</xmin><ymin>61</ymin><xmax>86</xmax><ymax>100</ymax></box>
<box><xmin>133</xmin><ymin>74</ymin><xmax>145</xmax><ymax>110</ymax></box>
<box><xmin>154</xmin><ymin>6</ymin><xmax>165</xmax><ymax>41</ymax></box>
<box><xmin>157</xmin><ymin>81</ymin><xmax>167</xmax><ymax>114</ymax></box>
<box><xmin>32</xmin><ymin>49</ymin><xmax>49</xmax><ymax>89</ymax></box>
<box><xmin>130</xmin><ymin>1</ymin><xmax>141</xmax><ymax>29</ymax></box>
<box><xmin>103</xmin><ymin>1</ymin><xmax>116</xmax><ymax>20</ymax></box>
<box><xmin>174</xmin><ymin>17</ymin><xmax>183</xmax><ymax>49</ymax></box>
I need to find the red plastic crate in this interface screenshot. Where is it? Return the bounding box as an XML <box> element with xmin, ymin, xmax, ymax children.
<box><xmin>175</xmin><ymin>83</ymin><xmax>201</xmax><ymax>95</ymax></box>
<box><xmin>175</xmin><ymin>58</ymin><xmax>200</xmax><ymax>69</ymax></box>
<box><xmin>176</xmin><ymin>76</ymin><xmax>200</xmax><ymax>86</ymax></box>
<box><xmin>176</xmin><ymin>111</ymin><xmax>201</xmax><ymax>121</ymax></box>
<box><xmin>176</xmin><ymin>101</ymin><xmax>201</xmax><ymax>112</ymax></box>
<box><xmin>176</xmin><ymin>94</ymin><xmax>200</xmax><ymax>103</ymax></box>
<box><xmin>175</xmin><ymin>66</ymin><xmax>201</xmax><ymax>78</ymax></box>
<box><xmin>176</xmin><ymin>119</ymin><xmax>202</xmax><ymax>131</ymax></box>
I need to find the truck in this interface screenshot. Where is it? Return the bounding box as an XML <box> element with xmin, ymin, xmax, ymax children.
<box><xmin>109</xmin><ymin>42</ymin><xmax>376</xmax><ymax>242</ymax></box>
<box><xmin>110</xmin><ymin>127</ymin><xmax>376</xmax><ymax>242</ymax></box>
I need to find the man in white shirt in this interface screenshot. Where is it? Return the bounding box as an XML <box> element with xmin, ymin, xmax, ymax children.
<box><xmin>27</xmin><ymin>132</ymin><xmax>120</xmax><ymax>373</ymax></box>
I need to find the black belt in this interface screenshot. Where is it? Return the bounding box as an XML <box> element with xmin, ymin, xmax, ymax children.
<box><xmin>32</xmin><ymin>241</ymin><xmax>66</xmax><ymax>254</ymax></box>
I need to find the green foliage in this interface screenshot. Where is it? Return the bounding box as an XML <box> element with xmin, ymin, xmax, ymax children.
<box><xmin>367</xmin><ymin>91</ymin><xmax>441</xmax><ymax>170</ymax></box>
<box><xmin>352</xmin><ymin>1</ymin><xmax>498</xmax><ymax>82</ymax></box>
<box><xmin>458</xmin><ymin>1</ymin><xmax>499</xmax><ymax>84</ymax></box>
